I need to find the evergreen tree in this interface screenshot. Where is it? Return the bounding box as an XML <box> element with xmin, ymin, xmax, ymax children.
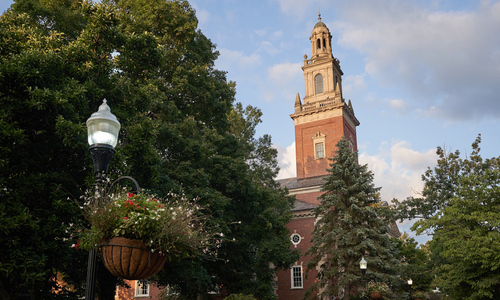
<box><xmin>305</xmin><ymin>138</ymin><xmax>397</xmax><ymax>300</ymax></box>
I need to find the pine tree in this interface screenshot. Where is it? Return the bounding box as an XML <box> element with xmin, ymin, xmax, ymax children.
<box><xmin>305</xmin><ymin>138</ymin><xmax>397</xmax><ymax>300</ymax></box>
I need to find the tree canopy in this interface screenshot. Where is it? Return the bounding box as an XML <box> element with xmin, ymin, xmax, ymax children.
<box><xmin>395</xmin><ymin>135</ymin><xmax>500</xmax><ymax>299</ymax></box>
<box><xmin>393</xmin><ymin>234</ymin><xmax>432</xmax><ymax>298</ymax></box>
<box><xmin>0</xmin><ymin>0</ymin><xmax>297</xmax><ymax>299</ymax></box>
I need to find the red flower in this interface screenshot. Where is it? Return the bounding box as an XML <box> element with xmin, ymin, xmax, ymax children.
<box><xmin>127</xmin><ymin>192</ymin><xmax>135</xmax><ymax>198</ymax></box>
<box><xmin>124</xmin><ymin>216</ymin><xmax>129</xmax><ymax>220</ymax></box>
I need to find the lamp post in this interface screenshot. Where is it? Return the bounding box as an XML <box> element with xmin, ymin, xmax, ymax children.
<box><xmin>84</xmin><ymin>99</ymin><xmax>120</xmax><ymax>300</ymax></box>
<box><xmin>360</xmin><ymin>256</ymin><xmax>367</xmax><ymax>298</ymax></box>
<box><xmin>408</xmin><ymin>278</ymin><xmax>413</xmax><ymax>300</ymax></box>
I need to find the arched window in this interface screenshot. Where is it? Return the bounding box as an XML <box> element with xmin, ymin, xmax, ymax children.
<box><xmin>317</xmin><ymin>38</ymin><xmax>321</xmax><ymax>49</ymax></box>
<box><xmin>315</xmin><ymin>74</ymin><xmax>324</xmax><ymax>94</ymax></box>
<box><xmin>323</xmin><ymin>38</ymin><xmax>326</xmax><ymax>49</ymax></box>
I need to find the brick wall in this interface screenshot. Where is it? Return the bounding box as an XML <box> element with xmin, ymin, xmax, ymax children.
<box><xmin>276</xmin><ymin>214</ymin><xmax>318</xmax><ymax>299</ymax></box>
<box><xmin>295</xmin><ymin>115</ymin><xmax>356</xmax><ymax>179</ymax></box>
<box><xmin>296</xmin><ymin>191</ymin><xmax>323</xmax><ymax>206</ymax></box>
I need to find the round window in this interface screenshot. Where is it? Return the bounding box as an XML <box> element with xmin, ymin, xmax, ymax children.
<box><xmin>291</xmin><ymin>233</ymin><xmax>301</xmax><ymax>245</ymax></box>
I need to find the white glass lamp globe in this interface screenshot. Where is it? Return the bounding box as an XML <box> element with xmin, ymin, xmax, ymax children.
<box><xmin>86</xmin><ymin>99</ymin><xmax>120</xmax><ymax>148</ymax></box>
<box><xmin>359</xmin><ymin>257</ymin><xmax>367</xmax><ymax>270</ymax></box>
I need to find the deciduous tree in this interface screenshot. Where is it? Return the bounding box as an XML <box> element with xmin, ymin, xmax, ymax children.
<box><xmin>0</xmin><ymin>1</ymin><xmax>297</xmax><ymax>299</ymax></box>
<box><xmin>395</xmin><ymin>135</ymin><xmax>500</xmax><ymax>299</ymax></box>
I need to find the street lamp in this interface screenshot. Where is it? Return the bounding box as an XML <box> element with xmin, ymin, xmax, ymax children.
<box><xmin>85</xmin><ymin>99</ymin><xmax>120</xmax><ymax>300</ymax></box>
<box><xmin>359</xmin><ymin>256</ymin><xmax>367</xmax><ymax>278</ymax></box>
<box><xmin>407</xmin><ymin>278</ymin><xmax>413</xmax><ymax>300</ymax></box>
<box><xmin>360</xmin><ymin>256</ymin><xmax>367</xmax><ymax>297</ymax></box>
<box><xmin>86</xmin><ymin>99</ymin><xmax>121</xmax><ymax>181</ymax></box>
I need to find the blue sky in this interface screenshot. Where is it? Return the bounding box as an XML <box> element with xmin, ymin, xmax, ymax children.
<box><xmin>2</xmin><ymin>0</ymin><xmax>500</xmax><ymax>243</ymax></box>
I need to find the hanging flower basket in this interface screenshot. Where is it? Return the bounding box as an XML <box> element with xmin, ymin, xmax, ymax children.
<box><xmin>412</xmin><ymin>290</ymin><xmax>425</xmax><ymax>300</ymax></box>
<box><xmin>78</xmin><ymin>191</ymin><xmax>209</xmax><ymax>279</ymax></box>
<box><xmin>369</xmin><ymin>291</ymin><xmax>383</xmax><ymax>299</ymax></box>
<box><xmin>101</xmin><ymin>237</ymin><xmax>167</xmax><ymax>280</ymax></box>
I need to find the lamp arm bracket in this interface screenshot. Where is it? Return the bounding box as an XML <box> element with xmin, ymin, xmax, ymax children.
<box><xmin>109</xmin><ymin>176</ymin><xmax>141</xmax><ymax>194</ymax></box>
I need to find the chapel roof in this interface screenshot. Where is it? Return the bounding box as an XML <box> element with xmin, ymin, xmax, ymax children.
<box><xmin>292</xmin><ymin>199</ymin><xmax>318</xmax><ymax>212</ymax></box>
<box><xmin>278</xmin><ymin>175</ymin><xmax>326</xmax><ymax>190</ymax></box>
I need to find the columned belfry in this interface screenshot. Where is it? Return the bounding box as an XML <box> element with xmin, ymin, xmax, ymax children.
<box><xmin>291</xmin><ymin>14</ymin><xmax>359</xmax><ymax>179</ymax></box>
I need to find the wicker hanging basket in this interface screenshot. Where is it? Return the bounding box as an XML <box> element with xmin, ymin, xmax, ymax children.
<box><xmin>369</xmin><ymin>291</ymin><xmax>383</xmax><ymax>299</ymax></box>
<box><xmin>101</xmin><ymin>237</ymin><xmax>167</xmax><ymax>280</ymax></box>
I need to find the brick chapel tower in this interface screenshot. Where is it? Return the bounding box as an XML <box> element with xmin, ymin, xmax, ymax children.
<box><xmin>276</xmin><ymin>14</ymin><xmax>360</xmax><ymax>300</ymax></box>
<box><xmin>291</xmin><ymin>13</ymin><xmax>359</xmax><ymax>179</ymax></box>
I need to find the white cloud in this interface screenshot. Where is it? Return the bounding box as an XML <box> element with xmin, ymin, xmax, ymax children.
<box><xmin>195</xmin><ymin>8</ymin><xmax>210</xmax><ymax>26</ymax></box>
<box><xmin>262</xmin><ymin>90</ymin><xmax>275</xmax><ymax>102</ymax></box>
<box><xmin>254</xmin><ymin>29</ymin><xmax>267</xmax><ymax>37</ymax></box>
<box><xmin>275</xmin><ymin>142</ymin><xmax>297</xmax><ymax>179</ymax></box>
<box><xmin>273</xmin><ymin>0</ymin><xmax>331</xmax><ymax>19</ymax></box>
<box><xmin>272</xmin><ymin>30</ymin><xmax>283</xmax><ymax>38</ymax></box>
<box><xmin>216</xmin><ymin>48</ymin><xmax>261</xmax><ymax>70</ymax></box>
<box><xmin>336</xmin><ymin>0</ymin><xmax>500</xmax><ymax>121</ymax></box>
<box><xmin>359</xmin><ymin>141</ymin><xmax>437</xmax><ymax>201</ymax></box>
<box><xmin>264</xmin><ymin>62</ymin><xmax>303</xmax><ymax>102</ymax></box>
<box><xmin>274</xmin><ymin>0</ymin><xmax>312</xmax><ymax>17</ymax></box>
<box><xmin>387</xmin><ymin>98</ymin><xmax>408</xmax><ymax>114</ymax></box>
<box><xmin>261</xmin><ymin>41</ymin><xmax>280</xmax><ymax>55</ymax></box>
<box><xmin>268</xmin><ymin>62</ymin><xmax>302</xmax><ymax>84</ymax></box>
<box><xmin>342</xmin><ymin>74</ymin><xmax>366</xmax><ymax>95</ymax></box>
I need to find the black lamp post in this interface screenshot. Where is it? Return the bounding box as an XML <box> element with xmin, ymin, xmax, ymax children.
<box><xmin>84</xmin><ymin>99</ymin><xmax>120</xmax><ymax>300</ymax></box>
<box><xmin>360</xmin><ymin>256</ymin><xmax>367</xmax><ymax>298</ymax></box>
